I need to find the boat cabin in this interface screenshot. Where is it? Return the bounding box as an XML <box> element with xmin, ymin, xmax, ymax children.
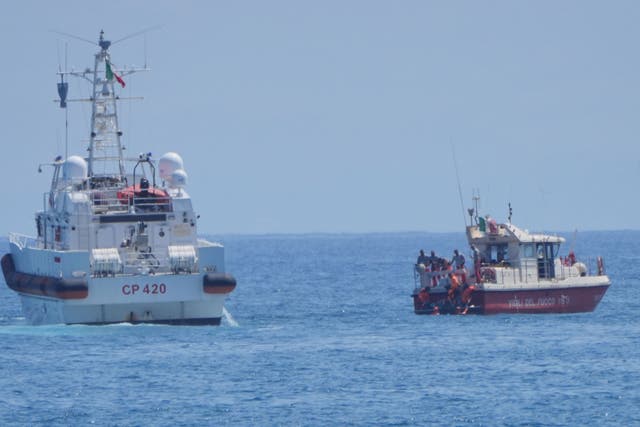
<box><xmin>466</xmin><ymin>219</ymin><xmax>564</xmax><ymax>280</ymax></box>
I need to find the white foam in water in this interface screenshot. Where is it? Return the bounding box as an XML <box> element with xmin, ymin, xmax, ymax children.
<box><xmin>222</xmin><ymin>307</ymin><xmax>239</xmax><ymax>327</ymax></box>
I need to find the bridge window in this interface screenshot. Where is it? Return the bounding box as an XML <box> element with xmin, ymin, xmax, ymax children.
<box><xmin>522</xmin><ymin>244</ymin><xmax>534</xmax><ymax>258</ymax></box>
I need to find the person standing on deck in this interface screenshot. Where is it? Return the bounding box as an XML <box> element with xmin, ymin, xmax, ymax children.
<box><xmin>427</xmin><ymin>250</ymin><xmax>438</xmax><ymax>268</ymax></box>
<box><xmin>416</xmin><ymin>250</ymin><xmax>429</xmax><ymax>286</ymax></box>
<box><xmin>452</xmin><ymin>249</ymin><xmax>467</xmax><ymax>284</ymax></box>
<box><xmin>451</xmin><ymin>249</ymin><xmax>465</xmax><ymax>269</ymax></box>
<box><xmin>417</xmin><ymin>250</ymin><xmax>428</xmax><ymax>266</ymax></box>
<box><xmin>471</xmin><ymin>245</ymin><xmax>481</xmax><ymax>283</ymax></box>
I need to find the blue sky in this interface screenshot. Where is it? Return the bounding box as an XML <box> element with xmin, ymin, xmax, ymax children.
<box><xmin>1</xmin><ymin>1</ymin><xmax>638</xmax><ymax>235</ymax></box>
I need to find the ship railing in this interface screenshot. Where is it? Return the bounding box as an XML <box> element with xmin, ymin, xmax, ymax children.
<box><xmin>413</xmin><ymin>266</ymin><xmax>465</xmax><ymax>289</ymax></box>
<box><xmin>121</xmin><ymin>252</ymin><xmax>170</xmax><ymax>274</ymax></box>
<box><xmin>415</xmin><ymin>265</ymin><xmax>518</xmax><ymax>287</ymax></box>
<box><xmin>478</xmin><ymin>256</ymin><xmax>607</xmax><ymax>285</ymax></box>
<box><xmin>412</xmin><ymin>266</ymin><xmax>421</xmax><ymax>291</ymax></box>
<box><xmin>118</xmin><ymin>252</ymin><xmax>199</xmax><ymax>275</ymax></box>
<box><xmin>415</xmin><ymin>256</ymin><xmax>607</xmax><ymax>289</ymax></box>
<box><xmin>129</xmin><ymin>197</ymin><xmax>173</xmax><ymax>213</ymax></box>
<box><xmin>90</xmin><ymin>192</ymin><xmax>173</xmax><ymax>214</ymax></box>
<box><xmin>555</xmin><ymin>256</ymin><xmax>606</xmax><ymax>278</ymax></box>
<box><xmin>8</xmin><ymin>232</ymin><xmax>39</xmax><ymax>250</ymax></box>
<box><xmin>90</xmin><ymin>192</ymin><xmax>129</xmax><ymax>214</ymax></box>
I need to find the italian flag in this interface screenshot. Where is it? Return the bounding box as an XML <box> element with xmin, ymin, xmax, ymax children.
<box><xmin>106</xmin><ymin>60</ymin><xmax>126</xmax><ymax>88</ymax></box>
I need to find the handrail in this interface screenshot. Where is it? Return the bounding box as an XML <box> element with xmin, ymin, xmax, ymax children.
<box><xmin>91</xmin><ymin>192</ymin><xmax>172</xmax><ymax>214</ymax></box>
<box><xmin>8</xmin><ymin>233</ymin><xmax>38</xmax><ymax>250</ymax></box>
<box><xmin>413</xmin><ymin>255</ymin><xmax>607</xmax><ymax>288</ymax></box>
<box><xmin>40</xmin><ymin>189</ymin><xmax>173</xmax><ymax>215</ymax></box>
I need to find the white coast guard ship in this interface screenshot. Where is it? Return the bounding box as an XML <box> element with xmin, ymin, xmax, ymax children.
<box><xmin>1</xmin><ymin>31</ymin><xmax>236</xmax><ymax>325</ymax></box>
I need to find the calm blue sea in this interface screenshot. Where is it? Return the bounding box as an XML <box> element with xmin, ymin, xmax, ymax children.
<box><xmin>0</xmin><ymin>231</ymin><xmax>639</xmax><ymax>426</ymax></box>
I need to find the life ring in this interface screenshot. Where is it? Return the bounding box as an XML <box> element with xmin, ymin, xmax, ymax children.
<box><xmin>480</xmin><ymin>267</ymin><xmax>496</xmax><ymax>283</ymax></box>
<box><xmin>597</xmin><ymin>257</ymin><xmax>604</xmax><ymax>276</ymax></box>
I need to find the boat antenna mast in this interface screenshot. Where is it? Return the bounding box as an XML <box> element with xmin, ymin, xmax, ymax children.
<box><xmin>54</xmin><ymin>29</ymin><xmax>150</xmax><ymax>189</ymax></box>
<box><xmin>56</xmin><ymin>44</ymin><xmax>69</xmax><ymax>158</ymax></box>
<box><xmin>469</xmin><ymin>189</ymin><xmax>480</xmax><ymax>225</ymax></box>
<box><xmin>451</xmin><ymin>142</ymin><xmax>467</xmax><ymax>227</ymax></box>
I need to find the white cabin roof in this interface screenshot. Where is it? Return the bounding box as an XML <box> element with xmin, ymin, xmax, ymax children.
<box><xmin>467</xmin><ymin>222</ymin><xmax>565</xmax><ymax>245</ymax></box>
<box><xmin>505</xmin><ymin>223</ymin><xmax>565</xmax><ymax>244</ymax></box>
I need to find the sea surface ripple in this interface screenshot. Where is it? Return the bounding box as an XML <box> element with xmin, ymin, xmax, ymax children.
<box><xmin>0</xmin><ymin>231</ymin><xmax>638</xmax><ymax>426</ymax></box>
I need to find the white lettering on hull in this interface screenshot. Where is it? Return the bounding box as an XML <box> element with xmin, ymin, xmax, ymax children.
<box><xmin>507</xmin><ymin>294</ymin><xmax>571</xmax><ymax>309</ymax></box>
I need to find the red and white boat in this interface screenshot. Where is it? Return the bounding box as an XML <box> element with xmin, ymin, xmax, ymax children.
<box><xmin>412</xmin><ymin>209</ymin><xmax>610</xmax><ymax>315</ymax></box>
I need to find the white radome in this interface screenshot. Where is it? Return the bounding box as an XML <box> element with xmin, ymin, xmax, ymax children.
<box><xmin>159</xmin><ymin>152</ymin><xmax>184</xmax><ymax>182</ymax></box>
<box><xmin>170</xmin><ymin>169</ymin><xmax>188</xmax><ymax>188</ymax></box>
<box><xmin>62</xmin><ymin>155</ymin><xmax>88</xmax><ymax>183</ymax></box>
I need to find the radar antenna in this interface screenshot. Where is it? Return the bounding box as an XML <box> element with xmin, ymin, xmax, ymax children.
<box><xmin>111</xmin><ymin>24</ymin><xmax>163</xmax><ymax>46</ymax></box>
<box><xmin>49</xmin><ymin>29</ymin><xmax>97</xmax><ymax>47</ymax></box>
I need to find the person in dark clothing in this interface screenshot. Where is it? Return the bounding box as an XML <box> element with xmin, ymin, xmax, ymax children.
<box><xmin>427</xmin><ymin>250</ymin><xmax>438</xmax><ymax>267</ymax></box>
<box><xmin>417</xmin><ymin>249</ymin><xmax>429</xmax><ymax>265</ymax></box>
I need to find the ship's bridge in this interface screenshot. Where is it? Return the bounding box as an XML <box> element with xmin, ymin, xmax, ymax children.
<box><xmin>467</xmin><ymin>221</ymin><xmax>566</xmax><ymax>280</ymax></box>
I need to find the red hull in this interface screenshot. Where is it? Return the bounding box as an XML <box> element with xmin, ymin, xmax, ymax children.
<box><xmin>478</xmin><ymin>285</ymin><xmax>609</xmax><ymax>314</ymax></box>
<box><xmin>413</xmin><ymin>284</ymin><xmax>609</xmax><ymax>315</ymax></box>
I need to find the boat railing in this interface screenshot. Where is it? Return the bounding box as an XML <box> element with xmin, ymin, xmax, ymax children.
<box><xmin>120</xmin><ymin>251</ymin><xmax>198</xmax><ymax>275</ymax></box>
<box><xmin>121</xmin><ymin>251</ymin><xmax>170</xmax><ymax>274</ymax></box>
<box><xmin>91</xmin><ymin>252</ymin><xmax>200</xmax><ymax>277</ymax></box>
<box><xmin>90</xmin><ymin>191</ymin><xmax>172</xmax><ymax>214</ymax></box>
<box><xmin>555</xmin><ymin>256</ymin><xmax>606</xmax><ymax>278</ymax></box>
<box><xmin>8</xmin><ymin>233</ymin><xmax>39</xmax><ymax>250</ymax></box>
<box><xmin>413</xmin><ymin>266</ymin><xmax>467</xmax><ymax>289</ymax></box>
<box><xmin>415</xmin><ymin>255</ymin><xmax>607</xmax><ymax>288</ymax></box>
<box><xmin>90</xmin><ymin>191</ymin><xmax>129</xmax><ymax>214</ymax></box>
<box><xmin>412</xmin><ymin>266</ymin><xmax>421</xmax><ymax>291</ymax></box>
<box><xmin>491</xmin><ymin>258</ymin><xmax>605</xmax><ymax>284</ymax></box>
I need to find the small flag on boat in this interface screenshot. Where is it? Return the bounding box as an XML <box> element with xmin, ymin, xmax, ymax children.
<box><xmin>106</xmin><ymin>60</ymin><xmax>126</xmax><ymax>88</ymax></box>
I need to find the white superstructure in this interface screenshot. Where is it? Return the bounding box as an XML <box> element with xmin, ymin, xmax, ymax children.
<box><xmin>2</xmin><ymin>31</ymin><xmax>236</xmax><ymax>325</ymax></box>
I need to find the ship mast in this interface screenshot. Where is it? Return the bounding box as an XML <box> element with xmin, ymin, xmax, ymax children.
<box><xmin>58</xmin><ymin>30</ymin><xmax>148</xmax><ymax>189</ymax></box>
<box><xmin>88</xmin><ymin>30</ymin><xmax>125</xmax><ymax>183</ymax></box>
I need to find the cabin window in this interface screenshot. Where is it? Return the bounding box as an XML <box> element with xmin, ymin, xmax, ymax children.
<box><xmin>535</xmin><ymin>242</ymin><xmax>556</xmax><ymax>279</ymax></box>
<box><xmin>485</xmin><ymin>243</ymin><xmax>509</xmax><ymax>264</ymax></box>
<box><xmin>522</xmin><ymin>244</ymin><xmax>534</xmax><ymax>258</ymax></box>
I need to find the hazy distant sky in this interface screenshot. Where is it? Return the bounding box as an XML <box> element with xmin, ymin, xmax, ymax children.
<box><xmin>1</xmin><ymin>1</ymin><xmax>638</xmax><ymax>235</ymax></box>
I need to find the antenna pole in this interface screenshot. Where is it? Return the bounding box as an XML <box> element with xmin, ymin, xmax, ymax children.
<box><xmin>64</xmin><ymin>43</ymin><xmax>68</xmax><ymax>159</ymax></box>
<box><xmin>65</xmin><ymin>107</ymin><xmax>69</xmax><ymax>159</ymax></box>
<box><xmin>472</xmin><ymin>189</ymin><xmax>480</xmax><ymax>224</ymax></box>
<box><xmin>144</xmin><ymin>33</ymin><xmax>147</xmax><ymax>69</ymax></box>
<box><xmin>451</xmin><ymin>142</ymin><xmax>467</xmax><ymax>227</ymax></box>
